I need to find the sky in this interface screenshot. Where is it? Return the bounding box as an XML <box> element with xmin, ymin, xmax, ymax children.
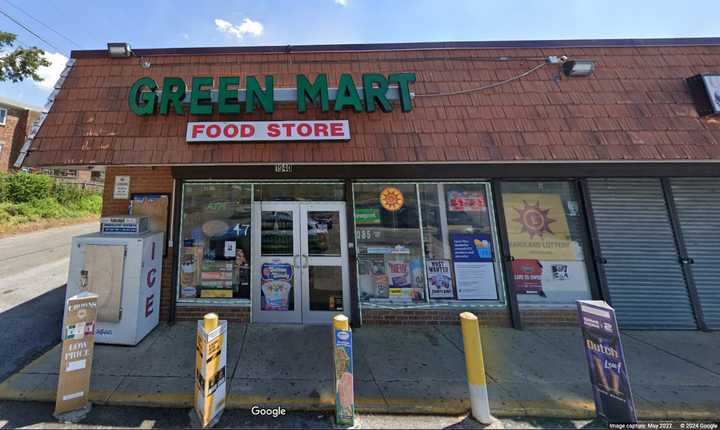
<box><xmin>0</xmin><ymin>0</ymin><xmax>718</xmax><ymax>107</ymax></box>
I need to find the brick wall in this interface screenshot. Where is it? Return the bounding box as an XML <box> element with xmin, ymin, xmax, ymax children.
<box><xmin>520</xmin><ymin>308</ymin><xmax>580</xmax><ymax>327</ymax></box>
<box><xmin>362</xmin><ymin>308</ymin><xmax>512</xmax><ymax>326</ymax></box>
<box><xmin>175</xmin><ymin>306</ymin><xmax>250</xmax><ymax>322</ymax></box>
<box><xmin>0</xmin><ymin>105</ymin><xmax>29</xmax><ymax>171</ymax></box>
<box><xmin>103</xmin><ymin>166</ymin><xmax>175</xmax><ymax>320</ymax></box>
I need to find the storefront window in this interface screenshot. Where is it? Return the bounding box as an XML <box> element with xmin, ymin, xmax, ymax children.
<box><xmin>500</xmin><ymin>181</ymin><xmax>592</xmax><ymax>307</ymax></box>
<box><xmin>354</xmin><ymin>183</ymin><xmax>427</xmax><ymax>303</ymax></box>
<box><xmin>178</xmin><ymin>183</ymin><xmax>252</xmax><ymax>302</ymax></box>
<box><xmin>254</xmin><ymin>183</ymin><xmax>344</xmax><ymax>201</ymax></box>
<box><xmin>420</xmin><ymin>183</ymin><xmax>501</xmax><ymax>302</ymax></box>
<box><xmin>353</xmin><ymin>182</ymin><xmax>505</xmax><ymax>307</ymax></box>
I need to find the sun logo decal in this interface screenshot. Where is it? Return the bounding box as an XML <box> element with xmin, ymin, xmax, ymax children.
<box><xmin>512</xmin><ymin>200</ymin><xmax>556</xmax><ymax>238</ymax></box>
<box><xmin>379</xmin><ymin>187</ymin><xmax>404</xmax><ymax>212</ymax></box>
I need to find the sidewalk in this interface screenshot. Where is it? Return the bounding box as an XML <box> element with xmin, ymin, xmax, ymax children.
<box><xmin>0</xmin><ymin>322</ymin><xmax>717</xmax><ymax>419</ymax></box>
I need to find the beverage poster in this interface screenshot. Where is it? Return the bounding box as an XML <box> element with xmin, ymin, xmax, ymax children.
<box><xmin>54</xmin><ymin>292</ymin><xmax>98</xmax><ymax>418</ymax></box>
<box><xmin>577</xmin><ymin>300</ymin><xmax>637</xmax><ymax>423</ymax></box>
<box><xmin>260</xmin><ymin>261</ymin><xmax>293</xmax><ymax>311</ymax></box>
<box><xmin>334</xmin><ymin>328</ymin><xmax>354</xmax><ymax>426</ymax></box>
<box><xmin>502</xmin><ymin>193</ymin><xmax>576</xmax><ymax>261</ymax></box>
<box><xmin>427</xmin><ymin>259</ymin><xmax>454</xmax><ymax>298</ymax></box>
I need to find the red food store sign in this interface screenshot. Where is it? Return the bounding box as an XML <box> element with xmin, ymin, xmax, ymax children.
<box><xmin>186</xmin><ymin>120</ymin><xmax>350</xmax><ymax>142</ymax></box>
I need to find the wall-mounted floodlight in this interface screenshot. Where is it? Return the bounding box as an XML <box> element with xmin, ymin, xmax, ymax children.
<box><xmin>562</xmin><ymin>59</ymin><xmax>595</xmax><ymax>77</ymax></box>
<box><xmin>107</xmin><ymin>42</ymin><xmax>132</xmax><ymax>58</ymax></box>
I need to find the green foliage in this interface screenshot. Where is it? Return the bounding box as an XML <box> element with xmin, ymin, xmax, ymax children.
<box><xmin>0</xmin><ymin>172</ymin><xmax>102</xmax><ymax>226</ymax></box>
<box><xmin>4</xmin><ymin>172</ymin><xmax>52</xmax><ymax>203</ymax></box>
<box><xmin>0</xmin><ymin>31</ymin><xmax>51</xmax><ymax>83</ymax></box>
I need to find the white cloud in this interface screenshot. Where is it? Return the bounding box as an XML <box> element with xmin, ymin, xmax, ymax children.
<box><xmin>334</xmin><ymin>0</ymin><xmax>348</xmax><ymax>5</ymax></box>
<box><xmin>35</xmin><ymin>52</ymin><xmax>68</xmax><ymax>90</ymax></box>
<box><xmin>214</xmin><ymin>18</ymin><xmax>264</xmax><ymax>39</ymax></box>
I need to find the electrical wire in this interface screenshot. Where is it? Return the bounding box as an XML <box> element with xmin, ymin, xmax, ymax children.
<box><xmin>0</xmin><ymin>7</ymin><xmax>62</xmax><ymax>51</ymax></box>
<box><xmin>1</xmin><ymin>0</ymin><xmax>82</xmax><ymax>49</ymax></box>
<box><xmin>415</xmin><ymin>62</ymin><xmax>547</xmax><ymax>97</ymax></box>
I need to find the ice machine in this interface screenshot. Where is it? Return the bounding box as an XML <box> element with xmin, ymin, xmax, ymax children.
<box><xmin>64</xmin><ymin>227</ymin><xmax>163</xmax><ymax>345</ymax></box>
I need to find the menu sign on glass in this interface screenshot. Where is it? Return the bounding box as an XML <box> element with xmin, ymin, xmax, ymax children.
<box><xmin>577</xmin><ymin>300</ymin><xmax>637</xmax><ymax>424</ymax></box>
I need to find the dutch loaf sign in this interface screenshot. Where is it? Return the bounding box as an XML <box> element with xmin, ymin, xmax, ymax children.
<box><xmin>54</xmin><ymin>292</ymin><xmax>98</xmax><ymax>422</ymax></box>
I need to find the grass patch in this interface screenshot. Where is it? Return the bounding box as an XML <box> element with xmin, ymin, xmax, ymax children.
<box><xmin>0</xmin><ymin>172</ymin><xmax>102</xmax><ymax>228</ymax></box>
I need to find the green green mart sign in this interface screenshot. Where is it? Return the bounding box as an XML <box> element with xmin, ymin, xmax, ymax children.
<box><xmin>128</xmin><ymin>73</ymin><xmax>416</xmax><ymax>116</ymax></box>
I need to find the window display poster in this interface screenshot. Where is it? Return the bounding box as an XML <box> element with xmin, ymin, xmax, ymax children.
<box><xmin>512</xmin><ymin>259</ymin><xmax>545</xmax><ymax>296</ymax></box>
<box><xmin>503</xmin><ymin>193</ymin><xmax>576</xmax><ymax>261</ymax></box>
<box><xmin>451</xmin><ymin>233</ymin><xmax>493</xmax><ymax>262</ymax></box>
<box><xmin>447</xmin><ymin>190</ymin><xmax>486</xmax><ymax>212</ymax></box>
<box><xmin>260</xmin><ymin>260</ymin><xmax>293</xmax><ymax>311</ymax></box>
<box><xmin>577</xmin><ymin>300</ymin><xmax>637</xmax><ymax>423</ymax></box>
<box><xmin>516</xmin><ymin>260</ymin><xmax>592</xmax><ymax>304</ymax></box>
<box><xmin>427</xmin><ymin>259</ymin><xmax>454</xmax><ymax>298</ymax></box>
<box><xmin>454</xmin><ymin>262</ymin><xmax>498</xmax><ymax>300</ymax></box>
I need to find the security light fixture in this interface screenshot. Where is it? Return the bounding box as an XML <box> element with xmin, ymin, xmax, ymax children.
<box><xmin>562</xmin><ymin>59</ymin><xmax>595</xmax><ymax>77</ymax></box>
<box><xmin>107</xmin><ymin>42</ymin><xmax>132</xmax><ymax>58</ymax></box>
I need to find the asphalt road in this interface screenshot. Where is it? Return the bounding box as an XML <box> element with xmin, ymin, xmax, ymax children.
<box><xmin>0</xmin><ymin>401</ymin><xmax>605</xmax><ymax>429</ymax></box>
<box><xmin>0</xmin><ymin>222</ymin><xmax>98</xmax><ymax>383</ymax></box>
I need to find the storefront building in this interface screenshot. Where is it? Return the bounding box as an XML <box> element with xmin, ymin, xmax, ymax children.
<box><xmin>18</xmin><ymin>38</ymin><xmax>720</xmax><ymax>330</ymax></box>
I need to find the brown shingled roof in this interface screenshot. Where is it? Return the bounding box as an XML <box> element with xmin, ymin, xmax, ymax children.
<box><xmin>23</xmin><ymin>38</ymin><xmax>720</xmax><ymax>167</ymax></box>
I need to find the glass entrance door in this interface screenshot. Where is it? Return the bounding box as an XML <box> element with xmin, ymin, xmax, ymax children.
<box><xmin>251</xmin><ymin>201</ymin><xmax>349</xmax><ymax>324</ymax></box>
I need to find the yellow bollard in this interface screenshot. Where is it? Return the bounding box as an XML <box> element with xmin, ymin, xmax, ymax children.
<box><xmin>204</xmin><ymin>313</ymin><xmax>219</xmax><ymax>332</ymax></box>
<box><xmin>460</xmin><ymin>312</ymin><xmax>492</xmax><ymax>424</ymax></box>
<box><xmin>333</xmin><ymin>315</ymin><xmax>354</xmax><ymax>427</ymax></box>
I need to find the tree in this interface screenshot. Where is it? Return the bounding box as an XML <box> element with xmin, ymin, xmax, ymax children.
<box><xmin>0</xmin><ymin>31</ymin><xmax>50</xmax><ymax>83</ymax></box>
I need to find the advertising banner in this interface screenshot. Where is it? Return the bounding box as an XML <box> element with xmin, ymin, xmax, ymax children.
<box><xmin>194</xmin><ymin>320</ymin><xmax>228</xmax><ymax>428</ymax></box>
<box><xmin>334</xmin><ymin>327</ymin><xmax>355</xmax><ymax>426</ymax></box>
<box><xmin>427</xmin><ymin>259</ymin><xmax>454</xmax><ymax>298</ymax></box>
<box><xmin>451</xmin><ymin>233</ymin><xmax>493</xmax><ymax>262</ymax></box>
<box><xmin>447</xmin><ymin>190</ymin><xmax>487</xmax><ymax>212</ymax></box>
<box><xmin>454</xmin><ymin>262</ymin><xmax>498</xmax><ymax>300</ymax></box>
<box><xmin>260</xmin><ymin>261</ymin><xmax>293</xmax><ymax>311</ymax></box>
<box><xmin>54</xmin><ymin>292</ymin><xmax>98</xmax><ymax>420</ymax></box>
<box><xmin>512</xmin><ymin>259</ymin><xmax>545</xmax><ymax>296</ymax></box>
<box><xmin>577</xmin><ymin>300</ymin><xmax>637</xmax><ymax>423</ymax></box>
<box><xmin>503</xmin><ymin>193</ymin><xmax>576</xmax><ymax>261</ymax></box>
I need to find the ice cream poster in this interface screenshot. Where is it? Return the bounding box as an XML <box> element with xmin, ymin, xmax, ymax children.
<box><xmin>577</xmin><ymin>300</ymin><xmax>637</xmax><ymax>423</ymax></box>
<box><xmin>427</xmin><ymin>260</ymin><xmax>454</xmax><ymax>298</ymax></box>
<box><xmin>260</xmin><ymin>261</ymin><xmax>293</xmax><ymax>311</ymax></box>
<box><xmin>334</xmin><ymin>328</ymin><xmax>354</xmax><ymax>426</ymax></box>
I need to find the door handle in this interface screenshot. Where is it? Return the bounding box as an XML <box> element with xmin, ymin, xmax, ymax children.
<box><xmin>293</xmin><ymin>255</ymin><xmax>300</xmax><ymax>268</ymax></box>
<box><xmin>302</xmin><ymin>255</ymin><xmax>309</xmax><ymax>268</ymax></box>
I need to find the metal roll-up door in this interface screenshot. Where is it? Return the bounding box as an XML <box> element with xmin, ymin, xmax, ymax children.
<box><xmin>587</xmin><ymin>178</ymin><xmax>697</xmax><ymax>329</ymax></box>
<box><xmin>670</xmin><ymin>178</ymin><xmax>720</xmax><ymax>329</ymax></box>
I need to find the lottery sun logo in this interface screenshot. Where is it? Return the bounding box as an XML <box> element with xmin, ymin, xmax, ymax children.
<box><xmin>379</xmin><ymin>187</ymin><xmax>404</xmax><ymax>212</ymax></box>
<box><xmin>513</xmin><ymin>200</ymin><xmax>556</xmax><ymax>238</ymax></box>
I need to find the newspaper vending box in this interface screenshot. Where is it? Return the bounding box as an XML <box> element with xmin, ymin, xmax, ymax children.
<box><xmin>64</xmin><ymin>224</ymin><xmax>163</xmax><ymax>345</ymax></box>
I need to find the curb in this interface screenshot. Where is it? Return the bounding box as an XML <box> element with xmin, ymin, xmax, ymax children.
<box><xmin>1</xmin><ymin>379</ymin><xmax>718</xmax><ymax>420</ymax></box>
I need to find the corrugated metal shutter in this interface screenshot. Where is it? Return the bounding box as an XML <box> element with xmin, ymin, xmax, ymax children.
<box><xmin>670</xmin><ymin>178</ymin><xmax>720</xmax><ymax>329</ymax></box>
<box><xmin>587</xmin><ymin>178</ymin><xmax>697</xmax><ymax>329</ymax></box>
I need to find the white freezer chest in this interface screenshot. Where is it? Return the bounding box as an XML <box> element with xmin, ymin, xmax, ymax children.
<box><xmin>64</xmin><ymin>231</ymin><xmax>163</xmax><ymax>345</ymax></box>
